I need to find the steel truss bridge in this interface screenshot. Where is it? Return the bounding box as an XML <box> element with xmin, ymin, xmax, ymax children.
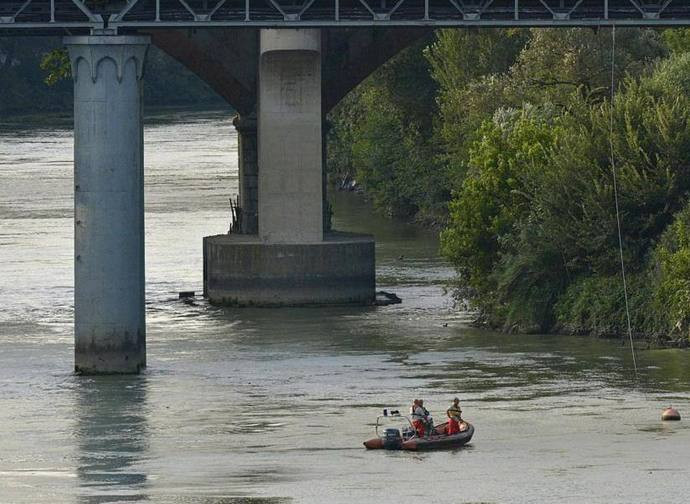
<box><xmin>1</xmin><ymin>1</ymin><xmax>690</xmax><ymax>33</ymax></box>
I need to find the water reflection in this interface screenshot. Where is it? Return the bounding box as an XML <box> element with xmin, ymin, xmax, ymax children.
<box><xmin>73</xmin><ymin>376</ymin><xmax>150</xmax><ymax>503</ymax></box>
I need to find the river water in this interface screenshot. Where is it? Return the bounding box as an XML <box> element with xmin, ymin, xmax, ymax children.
<box><xmin>1</xmin><ymin>109</ymin><xmax>689</xmax><ymax>504</ymax></box>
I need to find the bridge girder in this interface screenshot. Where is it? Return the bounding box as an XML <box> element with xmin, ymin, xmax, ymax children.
<box><xmin>2</xmin><ymin>0</ymin><xmax>690</xmax><ymax>35</ymax></box>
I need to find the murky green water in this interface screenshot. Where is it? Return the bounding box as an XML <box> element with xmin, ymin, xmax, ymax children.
<box><xmin>1</xmin><ymin>109</ymin><xmax>689</xmax><ymax>503</ymax></box>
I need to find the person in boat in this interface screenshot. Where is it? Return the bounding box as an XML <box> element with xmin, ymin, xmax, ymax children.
<box><xmin>418</xmin><ymin>399</ymin><xmax>434</xmax><ymax>433</ymax></box>
<box><xmin>410</xmin><ymin>399</ymin><xmax>427</xmax><ymax>437</ymax></box>
<box><xmin>411</xmin><ymin>399</ymin><xmax>435</xmax><ymax>437</ymax></box>
<box><xmin>446</xmin><ymin>397</ymin><xmax>463</xmax><ymax>435</ymax></box>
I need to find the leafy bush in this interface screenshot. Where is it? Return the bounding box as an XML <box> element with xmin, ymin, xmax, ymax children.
<box><xmin>652</xmin><ymin>203</ymin><xmax>690</xmax><ymax>342</ymax></box>
<box><xmin>442</xmin><ymin>50</ymin><xmax>690</xmax><ymax>336</ymax></box>
<box><xmin>554</xmin><ymin>274</ymin><xmax>656</xmax><ymax>338</ymax></box>
<box><xmin>440</xmin><ymin>106</ymin><xmax>557</xmax><ymax>299</ymax></box>
<box><xmin>327</xmin><ymin>40</ymin><xmax>446</xmax><ymax>221</ymax></box>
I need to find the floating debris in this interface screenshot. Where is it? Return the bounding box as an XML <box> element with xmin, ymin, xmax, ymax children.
<box><xmin>375</xmin><ymin>291</ymin><xmax>402</xmax><ymax>306</ymax></box>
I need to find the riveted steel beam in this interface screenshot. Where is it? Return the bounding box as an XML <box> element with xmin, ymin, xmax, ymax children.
<box><xmin>1</xmin><ymin>0</ymin><xmax>690</xmax><ymax>32</ymax></box>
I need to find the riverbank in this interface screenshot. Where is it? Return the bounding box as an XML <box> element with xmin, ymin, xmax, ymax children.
<box><xmin>328</xmin><ymin>28</ymin><xmax>690</xmax><ymax>347</ymax></box>
<box><xmin>333</xmin><ymin>173</ymin><xmax>690</xmax><ymax>348</ymax></box>
<box><xmin>334</xmin><ymin>187</ymin><xmax>688</xmax><ymax>349</ymax></box>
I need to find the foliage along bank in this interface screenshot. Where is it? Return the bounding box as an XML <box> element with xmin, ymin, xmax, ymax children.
<box><xmin>327</xmin><ymin>28</ymin><xmax>690</xmax><ymax>344</ymax></box>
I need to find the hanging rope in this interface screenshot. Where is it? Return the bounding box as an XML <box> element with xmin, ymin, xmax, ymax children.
<box><xmin>609</xmin><ymin>26</ymin><xmax>639</xmax><ymax>377</ymax></box>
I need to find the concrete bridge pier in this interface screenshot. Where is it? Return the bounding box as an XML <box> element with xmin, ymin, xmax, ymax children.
<box><xmin>258</xmin><ymin>29</ymin><xmax>324</xmax><ymax>243</ymax></box>
<box><xmin>232</xmin><ymin>112</ymin><xmax>258</xmax><ymax>234</ymax></box>
<box><xmin>204</xmin><ymin>29</ymin><xmax>375</xmax><ymax>306</ymax></box>
<box><xmin>65</xmin><ymin>35</ymin><xmax>150</xmax><ymax>374</ymax></box>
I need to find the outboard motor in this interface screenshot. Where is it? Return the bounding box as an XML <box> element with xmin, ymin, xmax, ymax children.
<box><xmin>401</xmin><ymin>426</ymin><xmax>416</xmax><ymax>440</ymax></box>
<box><xmin>382</xmin><ymin>428</ymin><xmax>402</xmax><ymax>450</ymax></box>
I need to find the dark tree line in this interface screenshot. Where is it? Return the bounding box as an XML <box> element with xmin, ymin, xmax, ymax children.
<box><xmin>0</xmin><ymin>37</ymin><xmax>223</xmax><ymax>116</ymax></box>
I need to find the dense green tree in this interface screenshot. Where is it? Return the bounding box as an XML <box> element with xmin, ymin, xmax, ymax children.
<box><xmin>421</xmin><ymin>28</ymin><xmax>665</xmax><ymax>187</ymax></box>
<box><xmin>425</xmin><ymin>29</ymin><xmax>527</xmax><ymax>178</ymax></box>
<box><xmin>507</xmin><ymin>28</ymin><xmax>666</xmax><ymax>105</ymax></box>
<box><xmin>327</xmin><ymin>39</ymin><xmax>445</xmax><ymax>221</ymax></box>
<box><xmin>439</xmin><ymin>106</ymin><xmax>560</xmax><ymax>329</ymax></box>
<box><xmin>440</xmin><ymin>51</ymin><xmax>690</xmax><ymax>338</ymax></box>
<box><xmin>663</xmin><ymin>28</ymin><xmax>690</xmax><ymax>53</ymax></box>
<box><xmin>652</xmin><ymin>203</ymin><xmax>690</xmax><ymax>340</ymax></box>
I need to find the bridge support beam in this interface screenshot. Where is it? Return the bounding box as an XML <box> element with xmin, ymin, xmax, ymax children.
<box><xmin>65</xmin><ymin>35</ymin><xmax>149</xmax><ymax>374</ymax></box>
<box><xmin>204</xmin><ymin>29</ymin><xmax>374</xmax><ymax>306</ymax></box>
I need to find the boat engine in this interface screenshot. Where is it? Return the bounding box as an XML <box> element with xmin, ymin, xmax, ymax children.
<box><xmin>382</xmin><ymin>428</ymin><xmax>402</xmax><ymax>450</ymax></box>
<box><xmin>402</xmin><ymin>426</ymin><xmax>415</xmax><ymax>440</ymax></box>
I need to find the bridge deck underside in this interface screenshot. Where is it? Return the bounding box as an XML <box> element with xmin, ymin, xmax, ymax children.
<box><xmin>3</xmin><ymin>0</ymin><xmax>690</xmax><ymax>34</ymax></box>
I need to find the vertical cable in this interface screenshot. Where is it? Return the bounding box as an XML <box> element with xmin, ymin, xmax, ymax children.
<box><xmin>609</xmin><ymin>26</ymin><xmax>639</xmax><ymax>377</ymax></box>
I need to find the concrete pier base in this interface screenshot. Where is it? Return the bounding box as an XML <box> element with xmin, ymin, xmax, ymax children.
<box><xmin>203</xmin><ymin>233</ymin><xmax>375</xmax><ymax>306</ymax></box>
<box><xmin>65</xmin><ymin>35</ymin><xmax>149</xmax><ymax>374</ymax></box>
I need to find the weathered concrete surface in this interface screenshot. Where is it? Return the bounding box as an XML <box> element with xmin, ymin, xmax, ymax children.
<box><xmin>258</xmin><ymin>29</ymin><xmax>323</xmax><ymax>244</ymax></box>
<box><xmin>65</xmin><ymin>35</ymin><xmax>149</xmax><ymax>374</ymax></box>
<box><xmin>233</xmin><ymin>113</ymin><xmax>258</xmax><ymax>234</ymax></box>
<box><xmin>203</xmin><ymin>233</ymin><xmax>375</xmax><ymax>306</ymax></box>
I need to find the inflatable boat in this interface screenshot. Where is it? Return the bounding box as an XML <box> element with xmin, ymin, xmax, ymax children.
<box><xmin>363</xmin><ymin>411</ymin><xmax>474</xmax><ymax>451</ymax></box>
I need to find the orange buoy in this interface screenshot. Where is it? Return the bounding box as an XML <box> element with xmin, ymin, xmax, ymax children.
<box><xmin>661</xmin><ymin>407</ymin><xmax>681</xmax><ymax>421</ymax></box>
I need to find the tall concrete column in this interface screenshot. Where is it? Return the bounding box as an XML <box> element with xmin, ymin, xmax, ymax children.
<box><xmin>65</xmin><ymin>35</ymin><xmax>150</xmax><ymax>374</ymax></box>
<box><xmin>232</xmin><ymin>113</ymin><xmax>258</xmax><ymax>234</ymax></box>
<box><xmin>258</xmin><ymin>29</ymin><xmax>323</xmax><ymax>243</ymax></box>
